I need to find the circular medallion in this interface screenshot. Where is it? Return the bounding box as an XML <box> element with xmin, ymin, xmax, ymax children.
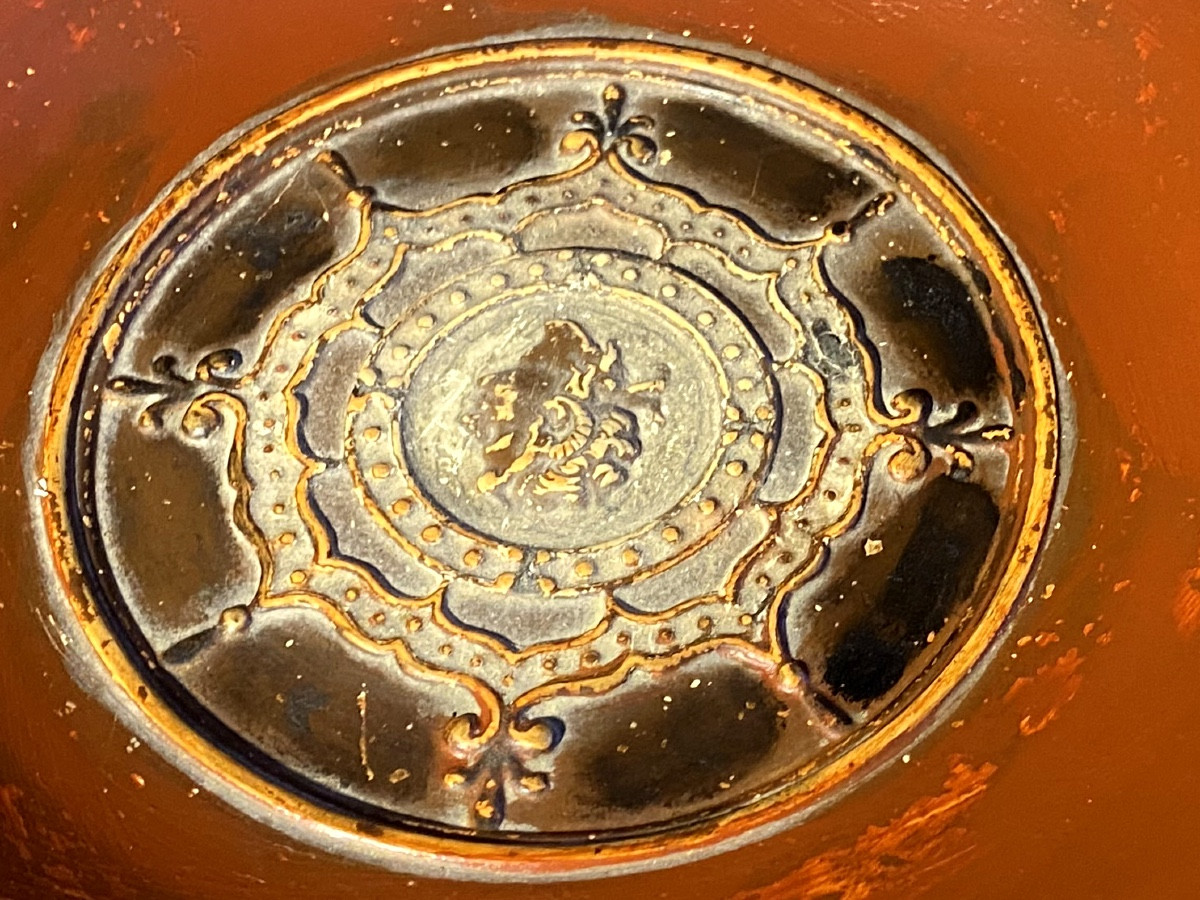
<box><xmin>31</xmin><ymin>39</ymin><xmax>1061</xmax><ymax>880</ymax></box>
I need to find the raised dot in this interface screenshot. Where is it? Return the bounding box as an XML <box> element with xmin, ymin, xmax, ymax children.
<box><xmin>370</xmin><ymin>463</ymin><xmax>391</xmax><ymax>479</ymax></box>
<box><xmin>699</xmin><ymin>498</ymin><xmax>717</xmax><ymax>515</ymax></box>
<box><xmin>289</xmin><ymin>570</ymin><xmax>307</xmax><ymax>585</ymax></box>
<box><xmin>726</xmin><ymin>406</ymin><xmax>742</xmax><ymax>422</ymax></box>
<box><xmin>591</xmin><ymin>252</ymin><xmax>611</xmax><ymax>266</ymax></box>
<box><xmin>622</xmin><ymin>268</ymin><xmax>638</xmax><ymax>282</ymax></box>
<box><xmin>345</xmin><ymin>589</ymin><xmax>359</xmax><ymax>602</ymax></box>
<box><xmin>528</xmin><ymin>263</ymin><xmax>545</xmax><ymax>277</ymax></box>
<box><xmin>662</xmin><ymin>525</ymin><xmax>681</xmax><ymax>543</ymax></box>
<box><xmin>416</xmin><ymin>314</ymin><xmax>435</xmax><ymax>329</ymax></box>
<box><xmin>697</xmin><ymin>312</ymin><xmax>715</xmax><ymax>327</ymax></box>
<box><xmin>750</xmin><ymin>432</ymin><xmax>767</xmax><ymax>449</ymax></box>
<box><xmin>661</xmin><ymin>284</ymin><xmax>678</xmax><ymax>298</ymax></box>
<box><xmin>723</xmin><ymin>345</ymin><xmax>742</xmax><ymax>360</ymax></box>
<box><xmin>574</xmin><ymin>560</ymin><xmax>595</xmax><ymax>578</ymax></box>
<box><xmin>697</xmin><ymin>615</ymin><xmax>714</xmax><ymax>631</ymax></box>
<box><xmin>449</xmin><ymin>290</ymin><xmax>467</xmax><ymax>305</ymax></box>
<box><xmin>363</xmin><ymin>426</ymin><xmax>382</xmax><ymax>441</ymax></box>
<box><xmin>463</xmin><ymin>548</ymin><xmax>482</xmax><ymax>567</ymax></box>
<box><xmin>219</xmin><ymin>607</ymin><xmax>249</xmax><ymax>632</ymax></box>
<box><xmin>272</xmin><ymin>503</ymin><xmax>286</xmax><ymax>515</ymax></box>
<box><xmin>490</xmin><ymin>273</ymin><xmax>508</xmax><ymax>288</ymax></box>
<box><xmin>755</xmin><ymin>405</ymin><xmax>773</xmax><ymax>421</ymax></box>
<box><xmin>391</xmin><ymin>498</ymin><xmax>411</xmax><ymax>515</ymax></box>
<box><xmin>535</xmin><ymin>549</ymin><xmax>551</xmax><ymax>564</ymax></box>
<box><xmin>537</xmin><ymin>576</ymin><xmax>557</xmax><ymax>594</ymax></box>
<box><xmin>278</xmin><ymin>532</ymin><xmax>295</xmax><ymax>546</ymax></box>
<box><xmin>736</xmin><ymin>377</ymin><xmax>754</xmax><ymax>391</ymax></box>
<box><xmin>420</xmin><ymin>524</ymin><xmax>442</xmax><ymax>543</ymax></box>
<box><xmin>622</xmin><ymin>547</ymin><xmax>640</xmax><ymax>567</ymax></box>
<box><xmin>391</xmin><ymin>345</ymin><xmax>411</xmax><ymax>360</ymax></box>
<box><xmin>405</xmin><ymin>618</ymin><xmax>422</xmax><ymax>633</ymax></box>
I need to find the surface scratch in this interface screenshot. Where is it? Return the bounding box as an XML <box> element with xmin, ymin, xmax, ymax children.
<box><xmin>735</xmin><ymin>760</ymin><xmax>997</xmax><ymax>900</ymax></box>
<box><xmin>356</xmin><ymin>688</ymin><xmax>374</xmax><ymax>782</ymax></box>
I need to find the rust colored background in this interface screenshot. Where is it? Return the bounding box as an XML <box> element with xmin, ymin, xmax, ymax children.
<box><xmin>0</xmin><ymin>1</ymin><xmax>1197</xmax><ymax>897</ymax></box>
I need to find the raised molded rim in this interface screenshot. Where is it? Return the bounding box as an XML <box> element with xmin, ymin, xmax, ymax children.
<box><xmin>27</xmin><ymin>36</ymin><xmax>1064</xmax><ymax>882</ymax></box>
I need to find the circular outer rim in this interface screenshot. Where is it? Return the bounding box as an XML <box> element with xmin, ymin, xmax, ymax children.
<box><xmin>28</xmin><ymin>38</ymin><xmax>1061</xmax><ymax>882</ymax></box>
